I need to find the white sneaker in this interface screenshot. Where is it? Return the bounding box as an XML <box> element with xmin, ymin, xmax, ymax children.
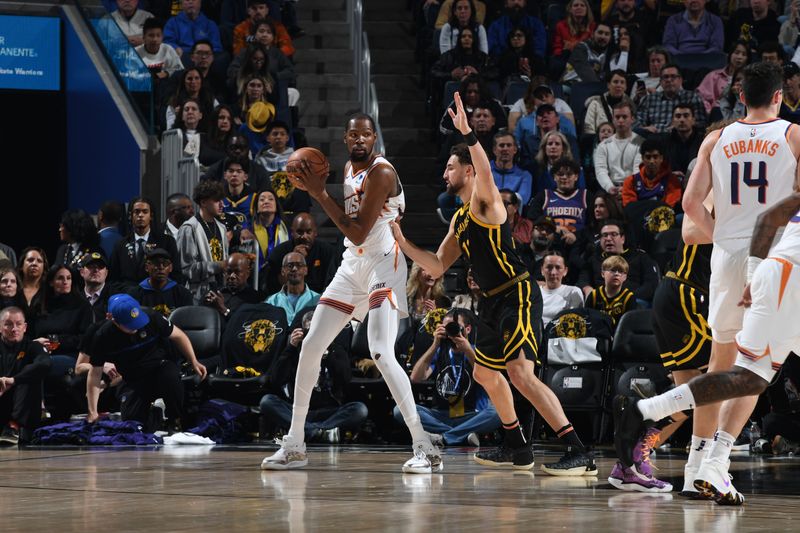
<box><xmin>402</xmin><ymin>441</ymin><xmax>443</xmax><ymax>474</ymax></box>
<box><xmin>693</xmin><ymin>457</ymin><xmax>744</xmax><ymax>505</ymax></box>
<box><xmin>680</xmin><ymin>463</ymin><xmax>702</xmax><ymax>497</ymax></box>
<box><xmin>260</xmin><ymin>437</ymin><xmax>308</xmax><ymax>470</ymax></box>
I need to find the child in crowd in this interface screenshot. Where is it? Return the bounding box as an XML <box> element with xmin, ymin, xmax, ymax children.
<box><xmin>134</xmin><ymin>17</ymin><xmax>184</xmax><ymax>79</ymax></box>
<box><xmin>585</xmin><ymin>255</ymin><xmax>636</xmax><ymax>329</ymax></box>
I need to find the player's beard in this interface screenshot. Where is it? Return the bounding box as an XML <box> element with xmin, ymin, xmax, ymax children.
<box><xmin>350</xmin><ymin>147</ymin><xmax>370</xmax><ymax>162</ymax></box>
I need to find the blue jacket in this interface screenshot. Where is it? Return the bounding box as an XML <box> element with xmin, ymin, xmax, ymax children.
<box><xmin>491</xmin><ymin>161</ymin><xmax>533</xmax><ymax>205</ymax></box>
<box><xmin>487</xmin><ymin>14</ymin><xmax>546</xmax><ymax>58</ymax></box>
<box><xmin>98</xmin><ymin>227</ymin><xmax>123</xmax><ymax>259</ymax></box>
<box><xmin>163</xmin><ymin>12</ymin><xmax>223</xmax><ymax>53</ymax></box>
<box><xmin>266</xmin><ymin>285</ymin><xmax>320</xmax><ymax>325</ymax></box>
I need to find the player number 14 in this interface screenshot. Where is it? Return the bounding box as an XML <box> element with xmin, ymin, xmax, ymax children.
<box><xmin>730</xmin><ymin>161</ymin><xmax>767</xmax><ymax>205</ymax></box>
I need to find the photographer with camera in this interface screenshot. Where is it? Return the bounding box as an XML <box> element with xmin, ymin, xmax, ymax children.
<box><xmin>394</xmin><ymin>308</ymin><xmax>500</xmax><ymax>447</ymax></box>
<box><xmin>260</xmin><ymin>307</ymin><xmax>367</xmax><ymax>443</ymax></box>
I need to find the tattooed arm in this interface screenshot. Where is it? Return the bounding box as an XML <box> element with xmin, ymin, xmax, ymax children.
<box><xmin>750</xmin><ymin>192</ymin><xmax>800</xmax><ymax>259</ymax></box>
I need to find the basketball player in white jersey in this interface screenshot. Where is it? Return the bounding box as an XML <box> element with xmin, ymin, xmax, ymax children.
<box><xmin>261</xmin><ymin>114</ymin><xmax>441</xmax><ymax>474</ymax></box>
<box><xmin>617</xmin><ymin>190</ymin><xmax>800</xmax><ymax>505</ymax></box>
<box><xmin>616</xmin><ymin>62</ymin><xmax>800</xmax><ymax>505</ymax></box>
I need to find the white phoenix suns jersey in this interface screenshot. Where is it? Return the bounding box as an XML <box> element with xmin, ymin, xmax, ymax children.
<box><xmin>343</xmin><ymin>155</ymin><xmax>405</xmax><ymax>251</ymax></box>
<box><xmin>771</xmin><ymin>207</ymin><xmax>800</xmax><ymax>265</ymax></box>
<box><xmin>710</xmin><ymin>118</ymin><xmax>798</xmax><ymax>248</ymax></box>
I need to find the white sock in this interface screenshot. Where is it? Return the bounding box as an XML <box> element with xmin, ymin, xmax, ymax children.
<box><xmin>686</xmin><ymin>435</ymin><xmax>711</xmax><ymax>468</ymax></box>
<box><xmin>708</xmin><ymin>430</ymin><xmax>735</xmax><ymax>463</ymax></box>
<box><xmin>637</xmin><ymin>383</ymin><xmax>696</xmax><ymax>422</ymax></box>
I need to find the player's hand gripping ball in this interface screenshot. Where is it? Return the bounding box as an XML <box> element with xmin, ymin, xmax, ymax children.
<box><xmin>286</xmin><ymin>147</ymin><xmax>330</xmax><ymax>192</ymax></box>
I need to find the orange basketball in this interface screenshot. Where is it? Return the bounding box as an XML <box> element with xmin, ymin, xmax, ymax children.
<box><xmin>286</xmin><ymin>147</ymin><xmax>330</xmax><ymax>191</ymax></box>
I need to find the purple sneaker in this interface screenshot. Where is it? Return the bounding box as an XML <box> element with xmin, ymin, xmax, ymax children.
<box><xmin>633</xmin><ymin>427</ymin><xmax>661</xmax><ymax>477</ymax></box>
<box><xmin>608</xmin><ymin>461</ymin><xmax>673</xmax><ymax>493</ymax></box>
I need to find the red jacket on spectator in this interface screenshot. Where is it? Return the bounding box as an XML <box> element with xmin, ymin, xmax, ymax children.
<box><xmin>511</xmin><ymin>212</ymin><xmax>533</xmax><ymax>245</ymax></box>
<box><xmin>233</xmin><ymin>18</ymin><xmax>295</xmax><ymax>57</ymax></box>
<box><xmin>621</xmin><ymin>162</ymin><xmax>681</xmax><ymax>208</ymax></box>
<box><xmin>551</xmin><ymin>20</ymin><xmax>595</xmax><ymax>57</ymax></box>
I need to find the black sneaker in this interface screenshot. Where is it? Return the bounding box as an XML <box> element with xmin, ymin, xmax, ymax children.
<box><xmin>0</xmin><ymin>425</ymin><xmax>19</xmax><ymax>446</ymax></box>
<box><xmin>541</xmin><ymin>450</ymin><xmax>598</xmax><ymax>476</ymax></box>
<box><xmin>613</xmin><ymin>395</ymin><xmax>652</xmax><ymax>468</ymax></box>
<box><xmin>473</xmin><ymin>444</ymin><xmax>534</xmax><ymax>470</ymax></box>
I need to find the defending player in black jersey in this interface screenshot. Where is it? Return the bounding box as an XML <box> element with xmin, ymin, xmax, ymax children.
<box><xmin>390</xmin><ymin>92</ymin><xmax>596</xmax><ymax>475</ymax></box>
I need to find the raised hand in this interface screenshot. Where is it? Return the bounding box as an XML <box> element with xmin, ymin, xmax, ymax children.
<box><xmin>448</xmin><ymin>91</ymin><xmax>472</xmax><ymax>135</ymax></box>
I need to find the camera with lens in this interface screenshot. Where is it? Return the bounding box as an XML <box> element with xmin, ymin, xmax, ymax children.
<box><xmin>444</xmin><ymin>321</ymin><xmax>463</xmax><ymax>338</ymax></box>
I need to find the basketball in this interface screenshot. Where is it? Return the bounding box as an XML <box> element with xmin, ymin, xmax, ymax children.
<box><xmin>286</xmin><ymin>147</ymin><xmax>330</xmax><ymax>191</ymax></box>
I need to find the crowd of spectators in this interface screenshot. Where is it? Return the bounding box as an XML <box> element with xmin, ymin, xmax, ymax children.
<box><xmin>415</xmin><ymin>0</ymin><xmax>800</xmax><ymax>449</ymax></box>
<box><xmin>6</xmin><ymin>0</ymin><xmax>800</xmax><ymax>451</ymax></box>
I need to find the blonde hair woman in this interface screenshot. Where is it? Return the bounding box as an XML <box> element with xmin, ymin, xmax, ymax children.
<box><xmin>406</xmin><ymin>263</ymin><xmax>450</xmax><ymax>324</ymax></box>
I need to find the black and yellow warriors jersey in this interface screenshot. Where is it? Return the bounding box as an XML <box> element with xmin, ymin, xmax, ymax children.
<box><xmin>668</xmin><ymin>240</ymin><xmax>712</xmax><ymax>292</ymax></box>
<box><xmin>586</xmin><ymin>286</ymin><xmax>636</xmax><ymax>327</ymax></box>
<box><xmin>452</xmin><ymin>203</ymin><xmax>529</xmax><ymax>291</ymax></box>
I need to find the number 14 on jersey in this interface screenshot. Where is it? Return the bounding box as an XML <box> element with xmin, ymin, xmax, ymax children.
<box><xmin>730</xmin><ymin>161</ymin><xmax>767</xmax><ymax>205</ymax></box>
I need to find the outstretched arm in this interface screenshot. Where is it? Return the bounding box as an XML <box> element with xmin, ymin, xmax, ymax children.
<box><xmin>294</xmin><ymin>160</ymin><xmax>395</xmax><ymax>246</ymax></box>
<box><xmin>449</xmin><ymin>92</ymin><xmax>506</xmax><ymax>224</ymax></box>
<box><xmin>390</xmin><ymin>217</ymin><xmax>462</xmax><ymax>279</ymax></box>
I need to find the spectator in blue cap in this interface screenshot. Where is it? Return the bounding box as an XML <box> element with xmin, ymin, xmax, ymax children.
<box><xmin>77</xmin><ymin>294</ymin><xmax>207</xmax><ymax>431</ymax></box>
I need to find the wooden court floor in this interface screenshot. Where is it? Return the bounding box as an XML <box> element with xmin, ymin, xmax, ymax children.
<box><xmin>2</xmin><ymin>444</ymin><xmax>799</xmax><ymax>532</ymax></box>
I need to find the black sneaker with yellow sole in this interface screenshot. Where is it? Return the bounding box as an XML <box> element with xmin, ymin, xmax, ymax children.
<box><xmin>541</xmin><ymin>451</ymin><xmax>598</xmax><ymax>476</ymax></box>
<box><xmin>473</xmin><ymin>444</ymin><xmax>535</xmax><ymax>470</ymax></box>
